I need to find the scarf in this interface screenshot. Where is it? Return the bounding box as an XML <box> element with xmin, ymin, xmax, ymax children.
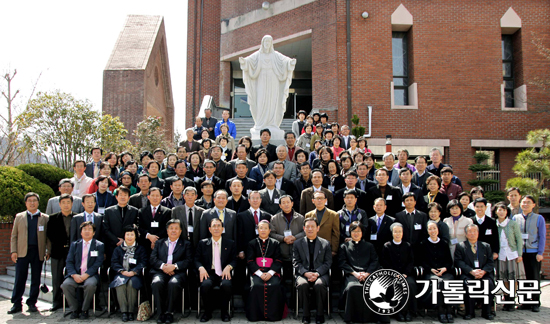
<box><xmin>121</xmin><ymin>242</ymin><xmax>137</xmax><ymax>271</ymax></box>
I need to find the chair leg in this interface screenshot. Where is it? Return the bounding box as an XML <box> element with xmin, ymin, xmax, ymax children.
<box><xmin>63</xmin><ymin>292</ymin><xmax>66</xmax><ymax>317</ymax></box>
<box><xmin>295</xmin><ymin>287</ymin><xmax>299</xmax><ymax>319</ymax></box>
<box><xmin>196</xmin><ymin>288</ymin><xmax>200</xmax><ymax>319</ymax></box>
<box><xmin>107</xmin><ymin>287</ymin><xmax>110</xmax><ymax>315</ymax></box>
<box><xmin>93</xmin><ymin>294</ymin><xmax>96</xmax><ymax>316</ymax></box>
<box><xmin>327</xmin><ymin>285</ymin><xmax>331</xmax><ymax>319</ymax></box>
<box><xmin>151</xmin><ymin>294</ymin><xmax>155</xmax><ymax>316</ymax></box>
<box><xmin>182</xmin><ymin>287</ymin><xmax>185</xmax><ymax>315</ymax></box>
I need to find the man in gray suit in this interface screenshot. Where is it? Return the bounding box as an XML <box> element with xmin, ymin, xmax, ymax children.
<box><xmin>259</xmin><ymin>171</ymin><xmax>285</xmax><ymax>216</ymax></box>
<box><xmin>268</xmin><ymin>147</ymin><xmax>297</xmax><ymax>183</ymax></box>
<box><xmin>70</xmin><ymin>194</ymin><xmax>104</xmax><ymax>242</ymax></box>
<box><xmin>46</xmin><ymin>179</ymin><xmax>84</xmax><ymax>215</ymax></box>
<box><xmin>293</xmin><ymin>217</ymin><xmax>332</xmax><ymax>324</ymax></box>
<box><xmin>172</xmin><ymin>187</ymin><xmax>204</xmax><ymax>249</ymax></box>
<box><xmin>199</xmin><ymin>190</ymin><xmax>237</xmax><ymax>241</ymax></box>
<box><xmin>382</xmin><ymin>152</ymin><xmax>400</xmax><ymax>186</ymax></box>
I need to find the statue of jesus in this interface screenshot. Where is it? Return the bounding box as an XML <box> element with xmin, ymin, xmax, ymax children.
<box><xmin>239</xmin><ymin>35</ymin><xmax>296</xmax><ymax>137</ymax></box>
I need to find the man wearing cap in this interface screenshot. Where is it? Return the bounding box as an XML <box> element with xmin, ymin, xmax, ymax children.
<box><xmin>46</xmin><ymin>178</ymin><xmax>84</xmax><ymax>215</ymax></box>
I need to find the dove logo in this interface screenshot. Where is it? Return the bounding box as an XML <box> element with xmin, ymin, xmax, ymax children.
<box><xmin>363</xmin><ymin>269</ymin><xmax>409</xmax><ymax>315</ymax></box>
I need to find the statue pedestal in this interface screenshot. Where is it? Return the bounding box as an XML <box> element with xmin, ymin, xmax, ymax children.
<box><xmin>250</xmin><ymin>126</ymin><xmax>286</xmax><ymax>146</ymax></box>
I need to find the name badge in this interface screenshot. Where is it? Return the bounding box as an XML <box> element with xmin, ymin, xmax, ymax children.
<box><xmin>194</xmin><ymin>176</ymin><xmax>200</xmax><ymax>182</ymax></box>
<box><xmin>306</xmin><ymin>144</ymin><xmax>310</xmax><ymax>148</ymax></box>
<box><xmin>247</xmin><ymin>189</ymin><xmax>252</xmax><ymax>195</ymax></box>
<box><xmin>38</xmin><ymin>226</ymin><xmax>44</xmax><ymax>232</ymax></box>
<box><xmin>474</xmin><ymin>260</ymin><xmax>479</xmax><ymax>268</ymax></box>
<box><xmin>284</xmin><ymin>230</ymin><xmax>292</xmax><ymax>237</ymax></box>
<box><xmin>188</xmin><ymin>226</ymin><xmax>193</xmax><ymax>233</ymax></box>
<box><xmin>98</xmin><ymin>207</ymin><xmax>105</xmax><ymax>214</ymax></box>
<box><xmin>129</xmin><ymin>258</ymin><xmax>137</xmax><ymax>264</ymax></box>
<box><xmin>255</xmin><ymin>229</ymin><xmax>258</xmax><ymax>235</ymax></box>
<box><xmin>90</xmin><ymin>251</ymin><xmax>98</xmax><ymax>257</ymax></box>
<box><xmin>370</xmin><ymin>234</ymin><xmax>377</xmax><ymax>241</ymax></box>
<box><xmin>274</xmin><ymin>198</ymin><xmax>279</xmax><ymax>204</ymax></box>
<box><xmin>328</xmin><ymin>186</ymin><xmax>335</xmax><ymax>192</ymax></box>
<box><xmin>451</xmin><ymin>238</ymin><xmax>458</xmax><ymax>245</ymax></box>
<box><xmin>73</xmin><ymin>189</ymin><xmax>80</xmax><ymax>195</ymax></box>
<box><xmin>414</xmin><ymin>224</ymin><xmax>421</xmax><ymax>230</ymax></box>
<box><xmin>485</xmin><ymin>229</ymin><xmax>492</xmax><ymax>235</ymax></box>
<box><xmin>151</xmin><ymin>221</ymin><xmax>159</xmax><ymax>228</ymax></box>
<box><xmin>167</xmin><ymin>255</ymin><xmax>173</xmax><ymax>261</ymax></box>
<box><xmin>386</xmin><ymin>195</ymin><xmax>393</xmax><ymax>201</ymax></box>
<box><xmin>345</xmin><ymin>225</ymin><xmax>350</xmax><ymax>234</ymax></box>
<box><xmin>522</xmin><ymin>233</ymin><xmax>529</xmax><ymax>240</ymax></box>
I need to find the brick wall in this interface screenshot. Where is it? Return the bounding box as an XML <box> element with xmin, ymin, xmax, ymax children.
<box><xmin>540</xmin><ymin>223</ymin><xmax>550</xmax><ymax>278</ymax></box>
<box><xmin>0</xmin><ymin>223</ymin><xmax>13</xmax><ymax>275</ymax></box>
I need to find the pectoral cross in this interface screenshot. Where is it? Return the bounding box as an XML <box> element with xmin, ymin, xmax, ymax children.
<box><xmin>261</xmin><ymin>258</ymin><xmax>267</xmax><ymax>267</ymax></box>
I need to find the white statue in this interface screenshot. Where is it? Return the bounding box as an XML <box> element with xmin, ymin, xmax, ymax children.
<box><xmin>239</xmin><ymin>35</ymin><xmax>296</xmax><ymax>140</ymax></box>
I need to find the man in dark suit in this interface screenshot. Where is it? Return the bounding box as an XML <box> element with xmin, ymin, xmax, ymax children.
<box><xmin>334</xmin><ymin>171</ymin><xmax>368</xmax><ymax>211</ymax></box>
<box><xmin>46</xmin><ymin>194</ymin><xmax>75</xmax><ymax>311</ymax></box>
<box><xmin>224</xmin><ymin>160</ymin><xmax>258</xmax><ymax>196</ymax></box>
<box><xmin>103</xmin><ymin>186</ymin><xmax>139</xmax><ymax>262</ymax></box>
<box><xmin>180</xmin><ymin>128</ymin><xmax>201</xmax><ymax>152</ymax></box>
<box><xmin>411</xmin><ymin>156</ymin><xmax>433</xmax><ymax>194</ymax></box>
<box><xmin>397</xmin><ymin>168</ymin><xmax>427</xmax><ymax>212</ymax></box>
<box><xmin>471</xmin><ymin>198</ymin><xmax>499</xmax><ymax>260</ymax></box>
<box><xmin>454</xmin><ymin>224</ymin><xmax>495</xmax><ymax>321</ymax></box>
<box><xmin>61</xmin><ymin>221</ymin><xmax>105</xmax><ymax>319</ymax></box>
<box><xmin>173</xmin><ymin>187</ymin><xmax>204</xmax><ymax>250</ymax></box>
<box><xmin>150</xmin><ymin>219</ymin><xmax>193</xmax><ymax>324</ymax></box>
<box><xmin>226</xmin><ymin>179</ymin><xmax>250</xmax><ymax>214</ymax></box>
<box><xmin>195</xmin><ymin>160</ymin><xmax>225</xmax><ymax>197</ymax></box>
<box><xmin>394</xmin><ymin>192</ymin><xmax>428</xmax><ymax>261</ymax></box>
<box><xmin>70</xmin><ymin>194</ymin><xmax>105</xmax><ymax>242</ymax></box>
<box><xmin>355</xmin><ymin>162</ymin><xmax>376</xmax><ymax>192</ymax></box>
<box><xmin>259</xmin><ymin>171</ymin><xmax>285</xmax><ymax>215</ymax></box>
<box><xmin>273</xmin><ymin>161</ymin><xmax>299</xmax><ymax>202</ymax></box>
<box><xmin>366</xmin><ymin>168</ymin><xmax>403</xmax><ymax>217</ymax></box>
<box><xmin>129</xmin><ymin>173</ymin><xmax>151</xmax><ymax>209</ymax></box>
<box><xmin>229</xmin><ymin>145</ymin><xmax>257</xmax><ymax>177</ymax></box>
<box><xmin>85</xmin><ymin>147</ymin><xmax>103</xmax><ymax>178</ymax></box>
<box><xmin>163</xmin><ymin>160</ymin><xmax>196</xmax><ymax>198</ymax></box>
<box><xmin>237</xmin><ymin>191</ymin><xmax>272</xmax><ymax>257</ymax></box>
<box><xmin>367</xmin><ymin>197</ymin><xmax>395</xmax><ymax>257</ymax></box>
<box><xmin>300</xmin><ymin>169</ymin><xmax>334</xmax><ymax>216</ymax></box>
<box><xmin>199</xmin><ymin>190</ymin><xmax>237</xmax><ymax>241</ymax></box>
<box><xmin>293</xmin><ymin>217</ymin><xmax>332</xmax><ymax>324</ymax></box>
<box><xmin>195</xmin><ymin>218</ymin><xmax>237</xmax><ymax>322</ymax></box>
<box><xmin>250</xmin><ymin>128</ymin><xmax>278</xmax><ymax>163</ymax></box>
<box><xmin>138</xmin><ymin>188</ymin><xmax>172</xmax><ymax>254</ymax></box>
<box><xmin>210</xmin><ymin>145</ymin><xmax>235</xmax><ymax>181</ymax></box>
<box><xmin>202</xmin><ymin>108</ymin><xmax>218</xmax><ymax>140</ymax></box>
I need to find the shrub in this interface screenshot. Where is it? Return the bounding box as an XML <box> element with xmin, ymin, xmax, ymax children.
<box><xmin>16</xmin><ymin>163</ymin><xmax>73</xmax><ymax>194</ymax></box>
<box><xmin>0</xmin><ymin>166</ymin><xmax>55</xmax><ymax>217</ymax></box>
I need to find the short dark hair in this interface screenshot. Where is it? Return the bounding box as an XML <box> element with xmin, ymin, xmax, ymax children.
<box><xmin>349</xmin><ymin>221</ymin><xmax>363</xmax><ymax>233</ymax></box>
<box><xmin>148</xmin><ymin>187</ymin><xmax>162</xmax><ymax>195</ymax></box>
<box><xmin>506</xmin><ymin>187</ymin><xmax>521</xmax><ymax>195</ymax></box>
<box><xmin>80</xmin><ymin>221</ymin><xmax>96</xmax><ymax>232</ymax></box>
<box><xmin>122</xmin><ymin>224</ymin><xmax>140</xmax><ymax>238</ymax></box>
<box><xmin>441</xmin><ymin>166</ymin><xmax>454</xmax><ymax>174</ymax></box>
<box><xmin>140</xmin><ymin>151</ymin><xmax>154</xmax><ymax>162</ymax></box>
<box><xmin>398</xmin><ymin>168</ymin><xmax>411</xmax><ymax>176</ymax></box>
<box><xmin>174</xmin><ymin>160</ymin><xmax>187</xmax><ymax>169</ymax></box>
<box><xmin>492</xmin><ymin>202</ymin><xmax>511</xmax><ymax>218</ymax></box>
<box><xmin>344</xmin><ymin>171</ymin><xmax>358</xmax><ymax>179</ymax></box>
<box><xmin>59</xmin><ymin>193</ymin><xmax>73</xmax><ymax>203</ymax></box>
<box><xmin>304</xmin><ymin>217</ymin><xmax>319</xmax><ymax>226</ymax></box>
<box><xmin>200</xmin><ymin>180</ymin><xmax>214</xmax><ymax>189</ymax></box>
<box><xmin>263</xmin><ymin>170</ymin><xmax>276</xmax><ymax>179</ymax></box>
<box><xmin>457</xmin><ymin>192</ymin><xmax>472</xmax><ymax>204</ymax></box>
<box><xmin>272</xmin><ymin>160</ymin><xmax>285</xmax><ymax>169</ymax></box>
<box><xmin>415</xmin><ymin>155</ymin><xmax>428</xmax><ymax>163</ymax></box>
<box><xmin>95</xmin><ymin>175</ymin><xmax>110</xmax><ymax>186</ymax></box>
<box><xmin>427</xmin><ymin>202</ymin><xmax>443</xmax><ymax>214</ymax></box>
<box><xmin>58</xmin><ymin>178</ymin><xmax>74</xmax><ymax>188</ymax></box>
<box><xmin>397</xmin><ymin>149</ymin><xmax>410</xmax><ymax>157</ymax></box>
<box><xmin>255</xmin><ymin>148</ymin><xmax>270</xmax><ymax>160</ymax></box>
<box><xmin>311</xmin><ymin>168</ymin><xmax>324</xmax><ymax>177</ymax></box>
<box><xmin>470</xmin><ymin>186</ymin><xmax>485</xmax><ymax>196</ymax></box>
<box><xmin>73</xmin><ymin>159</ymin><xmax>86</xmax><ymax>168</ymax></box>
<box><xmin>138</xmin><ymin>173</ymin><xmax>151</xmax><ymax>182</ymax></box>
<box><xmin>284</xmin><ymin>131</ymin><xmax>295</xmax><ymax>139</ymax></box>
<box><xmin>279</xmin><ymin>194</ymin><xmax>293</xmax><ymax>203</ymax></box>
<box><xmin>473</xmin><ymin>197</ymin><xmax>488</xmax><ymax>206</ymax></box>
<box><xmin>166</xmin><ymin>219</ymin><xmax>183</xmax><ymax>230</ymax></box>
<box><xmin>375</xmin><ymin>168</ymin><xmax>389</xmax><ymax>176</ymax></box>
<box><xmin>402</xmin><ymin>192</ymin><xmax>416</xmax><ymax>202</ymax></box>
<box><xmin>147</xmin><ymin>160</ymin><xmax>161</xmax><ymax>170</ymax></box>
<box><xmin>260</xmin><ymin>128</ymin><xmax>271</xmax><ymax>136</ymax></box>
<box><xmin>116</xmin><ymin>186</ymin><xmax>131</xmax><ymax>196</ymax></box>
<box><xmin>209</xmin><ymin>217</ymin><xmax>223</xmax><ymax>227</ymax></box>
<box><xmin>426</xmin><ymin>175</ymin><xmax>442</xmax><ymax>188</ymax></box>
<box><xmin>446</xmin><ymin>199</ymin><xmax>464</xmax><ymax>215</ymax></box>
<box><xmin>90</xmin><ymin>147</ymin><xmax>103</xmax><ymax>155</ymax></box>
<box><xmin>82</xmin><ymin>193</ymin><xmax>96</xmax><ymax>203</ymax></box>
<box><xmin>522</xmin><ymin>195</ymin><xmax>536</xmax><ymax>204</ymax></box>
<box><xmin>154</xmin><ymin>148</ymin><xmax>166</xmax><ymax>155</ymax></box>
<box><xmin>344</xmin><ymin>189</ymin><xmax>358</xmax><ymax>199</ymax></box>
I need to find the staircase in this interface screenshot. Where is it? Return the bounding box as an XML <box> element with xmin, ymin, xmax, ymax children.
<box><xmin>0</xmin><ymin>263</ymin><xmax>53</xmax><ymax>307</ymax></box>
<box><xmin>232</xmin><ymin>118</ymin><xmax>294</xmax><ymax>139</ymax></box>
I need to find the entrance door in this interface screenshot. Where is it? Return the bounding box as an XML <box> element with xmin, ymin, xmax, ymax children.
<box><xmin>233</xmin><ymin>85</ymin><xmax>252</xmax><ymax>118</ymax></box>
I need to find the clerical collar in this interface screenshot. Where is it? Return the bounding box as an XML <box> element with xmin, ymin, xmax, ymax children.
<box><xmin>308</xmin><ymin>238</ymin><xmax>317</xmax><ymax>243</ymax></box>
<box><xmin>353</xmin><ymin>240</ymin><xmax>360</xmax><ymax>244</ymax></box>
<box><xmin>428</xmin><ymin>237</ymin><xmax>440</xmax><ymax>244</ymax></box>
<box><xmin>392</xmin><ymin>240</ymin><xmax>402</xmax><ymax>245</ymax></box>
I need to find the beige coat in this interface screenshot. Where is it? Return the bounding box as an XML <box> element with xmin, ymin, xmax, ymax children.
<box><xmin>11</xmin><ymin>212</ymin><xmax>51</xmax><ymax>261</ymax></box>
<box><xmin>305</xmin><ymin>208</ymin><xmax>340</xmax><ymax>253</ymax></box>
<box><xmin>443</xmin><ymin>215</ymin><xmax>473</xmax><ymax>258</ymax></box>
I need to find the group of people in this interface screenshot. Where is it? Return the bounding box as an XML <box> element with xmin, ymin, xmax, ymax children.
<box><xmin>8</xmin><ymin>108</ymin><xmax>546</xmax><ymax>324</ymax></box>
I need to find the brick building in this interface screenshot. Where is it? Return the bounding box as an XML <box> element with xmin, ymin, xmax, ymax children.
<box><xmin>186</xmin><ymin>0</ymin><xmax>550</xmax><ymax>191</ymax></box>
<box><xmin>103</xmin><ymin>15</ymin><xmax>175</xmax><ymax>142</ymax></box>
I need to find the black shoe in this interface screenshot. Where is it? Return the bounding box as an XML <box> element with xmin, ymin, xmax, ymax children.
<box><xmin>80</xmin><ymin>310</ymin><xmax>89</xmax><ymax>319</ymax></box>
<box><xmin>122</xmin><ymin>312</ymin><xmax>129</xmax><ymax>322</ymax></box>
<box><xmin>7</xmin><ymin>305</ymin><xmax>22</xmax><ymax>314</ymax></box>
<box><xmin>49</xmin><ymin>304</ymin><xmax>62</xmax><ymax>312</ymax></box>
<box><xmin>200</xmin><ymin>313</ymin><xmax>211</xmax><ymax>322</ymax></box>
<box><xmin>316</xmin><ymin>315</ymin><xmax>325</xmax><ymax>324</ymax></box>
<box><xmin>165</xmin><ymin>313</ymin><xmax>174</xmax><ymax>324</ymax></box>
<box><xmin>221</xmin><ymin>313</ymin><xmax>231</xmax><ymax>322</ymax></box>
<box><xmin>463</xmin><ymin>314</ymin><xmax>472</xmax><ymax>320</ymax></box>
<box><xmin>438</xmin><ymin>314</ymin><xmax>448</xmax><ymax>323</ymax></box>
<box><xmin>128</xmin><ymin>312</ymin><xmax>134</xmax><ymax>321</ymax></box>
<box><xmin>405</xmin><ymin>313</ymin><xmax>412</xmax><ymax>322</ymax></box>
<box><xmin>508</xmin><ymin>304</ymin><xmax>516</xmax><ymax>312</ymax></box>
<box><xmin>396</xmin><ymin>313</ymin><xmax>405</xmax><ymax>322</ymax></box>
<box><xmin>532</xmin><ymin>305</ymin><xmax>540</xmax><ymax>312</ymax></box>
<box><xmin>70</xmin><ymin>311</ymin><xmax>80</xmax><ymax>319</ymax></box>
<box><xmin>183</xmin><ymin>309</ymin><xmax>191</xmax><ymax>318</ymax></box>
<box><xmin>27</xmin><ymin>304</ymin><xmax>38</xmax><ymax>313</ymax></box>
<box><xmin>446</xmin><ymin>314</ymin><xmax>454</xmax><ymax>323</ymax></box>
<box><xmin>302</xmin><ymin>316</ymin><xmax>310</xmax><ymax>324</ymax></box>
<box><xmin>482</xmin><ymin>314</ymin><xmax>495</xmax><ymax>320</ymax></box>
<box><xmin>519</xmin><ymin>304</ymin><xmax>532</xmax><ymax>310</ymax></box>
<box><xmin>157</xmin><ymin>314</ymin><xmax>166</xmax><ymax>324</ymax></box>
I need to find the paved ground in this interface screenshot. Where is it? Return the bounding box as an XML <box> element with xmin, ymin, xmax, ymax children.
<box><xmin>1</xmin><ymin>286</ymin><xmax>549</xmax><ymax>324</ymax></box>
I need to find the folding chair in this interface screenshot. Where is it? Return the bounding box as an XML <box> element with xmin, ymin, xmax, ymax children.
<box><xmin>107</xmin><ymin>267</ymin><xmax>143</xmax><ymax>316</ymax></box>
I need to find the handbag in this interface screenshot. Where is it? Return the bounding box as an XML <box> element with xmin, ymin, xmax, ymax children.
<box><xmin>40</xmin><ymin>260</ymin><xmax>49</xmax><ymax>294</ymax></box>
<box><xmin>136</xmin><ymin>301</ymin><xmax>152</xmax><ymax>321</ymax></box>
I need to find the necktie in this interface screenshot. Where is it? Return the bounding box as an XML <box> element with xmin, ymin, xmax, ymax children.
<box><xmin>214</xmin><ymin>241</ymin><xmax>223</xmax><ymax>276</ymax></box>
<box><xmin>152</xmin><ymin>207</ymin><xmax>157</xmax><ymax>219</ymax></box>
<box><xmin>219</xmin><ymin>210</ymin><xmax>225</xmax><ymax>223</ymax></box>
<box><xmin>93</xmin><ymin>163</ymin><xmax>99</xmax><ymax>178</ymax></box>
<box><xmin>471</xmin><ymin>243</ymin><xmax>477</xmax><ymax>255</ymax></box>
<box><xmin>81</xmin><ymin>242</ymin><xmax>89</xmax><ymax>275</ymax></box>
<box><xmin>87</xmin><ymin>213</ymin><xmax>92</xmax><ymax>223</ymax></box>
<box><xmin>377</xmin><ymin>217</ymin><xmax>382</xmax><ymax>231</ymax></box>
<box><xmin>189</xmin><ymin>208</ymin><xmax>194</xmax><ymax>227</ymax></box>
<box><xmin>167</xmin><ymin>241</ymin><xmax>176</xmax><ymax>264</ymax></box>
<box><xmin>254</xmin><ymin>211</ymin><xmax>258</xmax><ymax>225</ymax></box>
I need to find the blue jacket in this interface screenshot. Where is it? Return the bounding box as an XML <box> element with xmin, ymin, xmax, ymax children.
<box><xmin>66</xmin><ymin>238</ymin><xmax>105</xmax><ymax>279</ymax></box>
<box><xmin>214</xmin><ymin>119</ymin><xmax>237</xmax><ymax>138</ymax></box>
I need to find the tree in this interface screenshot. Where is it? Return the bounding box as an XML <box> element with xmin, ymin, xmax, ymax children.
<box><xmin>133</xmin><ymin>116</ymin><xmax>173</xmax><ymax>155</ymax></box>
<box><xmin>98</xmin><ymin>114</ymin><xmax>134</xmax><ymax>154</ymax></box>
<box><xmin>506</xmin><ymin>129</ymin><xmax>550</xmax><ymax>209</ymax></box>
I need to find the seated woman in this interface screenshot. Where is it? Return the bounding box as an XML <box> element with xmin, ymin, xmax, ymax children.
<box><xmin>338</xmin><ymin>222</ymin><xmax>379</xmax><ymax>324</ymax></box>
<box><xmin>110</xmin><ymin>224</ymin><xmax>148</xmax><ymax>322</ymax></box>
<box><xmin>246</xmin><ymin>220</ymin><xmax>285</xmax><ymax>321</ymax></box>
<box><xmin>424</xmin><ymin>175</ymin><xmax>449</xmax><ymax>219</ymax></box>
<box><xmin>215</xmin><ymin>123</ymin><xmax>236</xmax><ymax>153</ymax></box>
<box><xmin>443</xmin><ymin>199</ymin><xmax>473</xmax><ymax>259</ymax></box>
<box><xmin>427</xmin><ymin>202</ymin><xmax>450</xmax><ymax>244</ymax></box>
<box><xmin>381</xmin><ymin>223</ymin><xmax>417</xmax><ymax>322</ymax></box>
<box><xmin>419</xmin><ymin>221</ymin><xmax>454</xmax><ymax>323</ymax></box>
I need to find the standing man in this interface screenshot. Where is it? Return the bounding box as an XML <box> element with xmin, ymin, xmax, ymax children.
<box><xmin>394</xmin><ymin>149</ymin><xmax>416</xmax><ymax>172</ymax></box>
<box><xmin>202</xmin><ymin>107</ymin><xmax>218</xmax><ymax>140</ymax></box>
<box><xmin>394</xmin><ymin>192</ymin><xmax>428</xmax><ymax>259</ymax></box>
<box><xmin>337</xmin><ymin>189</ymin><xmax>369</xmax><ymax>243</ymax></box>
<box><xmin>367</xmin><ymin>168</ymin><xmax>403</xmax><ymax>217</ymax></box>
<box><xmin>411</xmin><ymin>156</ymin><xmax>433</xmax><ymax>194</ymax></box>
<box><xmin>367</xmin><ymin>198</ymin><xmax>395</xmax><ymax>257</ymax></box>
<box><xmin>397</xmin><ymin>168</ymin><xmax>426</xmax><ymax>212</ymax></box>
<box><xmin>46</xmin><ymin>179</ymin><xmax>84</xmax><ymax>215</ymax></box>
<box><xmin>300</xmin><ymin>169</ymin><xmax>334</xmax><ymax>215</ymax></box>
<box><xmin>304</xmin><ymin>191</ymin><xmax>340</xmax><ymax>256</ymax></box>
<box><xmin>440</xmin><ymin>167</ymin><xmax>462</xmax><ymax>200</ymax></box>
<box><xmin>138</xmin><ymin>188</ymin><xmax>172</xmax><ymax>255</ymax></box>
<box><xmin>85</xmin><ymin>147</ymin><xmax>103</xmax><ymax>178</ymax></box>
<box><xmin>47</xmin><ymin>194</ymin><xmax>74</xmax><ymax>312</ymax></box>
<box><xmin>284</xmin><ymin>132</ymin><xmax>302</xmax><ymax>162</ymax></box>
<box><xmin>269</xmin><ymin>147</ymin><xmax>297</xmax><ymax>182</ymax></box>
<box><xmin>471</xmin><ymin>197</ymin><xmax>499</xmax><ymax>261</ymax></box>
<box><xmin>226</xmin><ymin>179</ymin><xmax>250</xmax><ymax>214</ymax></box>
<box><xmin>382</xmin><ymin>153</ymin><xmax>399</xmax><ymax>186</ymax></box>
<box><xmin>273</xmin><ymin>161</ymin><xmax>299</xmax><ymax>203</ymax></box>
<box><xmin>181</xmin><ymin>128</ymin><xmax>201</xmax><ymax>152</ymax></box>
<box><xmin>71</xmin><ymin>194</ymin><xmax>104</xmax><ymax>242</ymax></box>
<box><xmin>513</xmin><ymin>195</ymin><xmax>545</xmax><ymax>312</ymax></box>
<box><xmin>355</xmin><ymin>162</ymin><xmax>376</xmax><ymax>192</ymax></box>
<box><xmin>129</xmin><ymin>173</ymin><xmax>152</xmax><ymax>209</ymax></box>
<box><xmin>250</xmin><ymin>129</ymin><xmax>278</xmax><ymax>163</ymax></box>
<box><xmin>103</xmin><ymin>187</ymin><xmax>139</xmax><ymax>263</ymax></box>
<box><xmin>72</xmin><ymin>159</ymin><xmax>94</xmax><ymax>199</ymax></box>
<box><xmin>292</xmin><ymin>110</ymin><xmax>307</xmax><ymax>137</ymax></box>
<box><xmin>196</xmin><ymin>160</ymin><xmax>226</xmax><ymax>195</ymax></box>
<box><xmin>426</xmin><ymin>148</ymin><xmax>447</xmax><ymax>177</ymax></box>
<box><xmin>214</xmin><ymin>110</ymin><xmax>237</xmax><ymax>139</ymax></box>
<box><xmin>259</xmin><ymin>171</ymin><xmax>285</xmax><ymax>216</ymax></box>
<box><xmin>161</xmin><ymin>179</ymin><xmax>186</xmax><ymax>209</ymax></box>
<box><xmin>163</xmin><ymin>160</ymin><xmax>196</xmax><ymax>198</ymax></box>
<box><xmin>199</xmin><ymin>190</ymin><xmax>238</xmax><ymax>241</ymax></box>
<box><xmin>340</xmin><ymin>125</ymin><xmax>354</xmax><ymax>150</ymax></box>
<box><xmin>173</xmin><ymin>187</ymin><xmax>204</xmax><ymax>250</ymax></box>
<box><xmin>225</xmin><ymin>160</ymin><xmax>258</xmax><ymax>196</ymax></box>
<box><xmin>334</xmin><ymin>171</ymin><xmax>368</xmax><ymax>211</ymax></box>
<box><xmin>506</xmin><ymin>187</ymin><xmax>522</xmax><ymax>216</ymax></box>
<box><xmin>210</xmin><ymin>146</ymin><xmax>235</xmax><ymax>181</ymax></box>
<box><xmin>229</xmin><ymin>145</ymin><xmax>257</xmax><ymax>176</ymax></box>
<box><xmin>192</xmin><ymin>116</ymin><xmax>205</xmax><ymax>140</ymax></box>
<box><xmin>9</xmin><ymin>192</ymin><xmax>50</xmax><ymax>314</ymax></box>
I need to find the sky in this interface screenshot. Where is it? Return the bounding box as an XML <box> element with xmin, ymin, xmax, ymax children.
<box><xmin>0</xmin><ymin>0</ymin><xmax>188</xmax><ymax>132</ymax></box>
